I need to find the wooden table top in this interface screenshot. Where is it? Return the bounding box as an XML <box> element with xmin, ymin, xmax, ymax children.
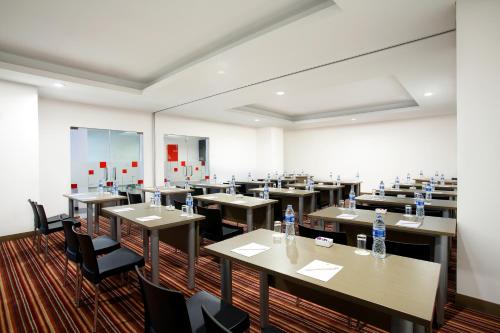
<box><xmin>63</xmin><ymin>192</ymin><xmax>127</xmax><ymax>204</ymax></box>
<box><xmin>193</xmin><ymin>183</ymin><xmax>241</xmax><ymax>189</ymax></box>
<box><xmin>287</xmin><ymin>183</ymin><xmax>344</xmax><ymax>190</ymax></box>
<box><xmin>235</xmin><ymin>180</ymin><xmax>271</xmax><ymax>185</ymax></box>
<box><xmin>309</xmin><ymin>206</ymin><xmax>456</xmax><ymax>237</ymax></box>
<box><xmin>414</xmin><ymin>177</ymin><xmax>457</xmax><ymax>185</ymax></box>
<box><xmin>204</xmin><ymin>229</ymin><xmax>440</xmax><ymax>325</ymax></box>
<box><xmin>102</xmin><ymin>203</ymin><xmax>205</xmax><ymax>230</ymax></box>
<box><xmin>376</xmin><ymin>188</ymin><xmax>458</xmax><ymax>198</ymax></box>
<box><xmin>248</xmin><ymin>187</ymin><xmax>318</xmax><ymax>197</ymax></box>
<box><xmin>141</xmin><ymin>187</ymin><xmax>193</xmax><ymax>194</ymax></box>
<box><xmin>193</xmin><ymin>193</ymin><xmax>277</xmax><ymax>209</ymax></box>
<box><xmin>314</xmin><ymin>179</ymin><xmax>363</xmax><ymax>185</ymax></box>
<box><xmin>398</xmin><ymin>183</ymin><xmax>457</xmax><ymax>190</ymax></box>
<box><xmin>356</xmin><ymin>194</ymin><xmax>457</xmax><ymax>210</ymax></box>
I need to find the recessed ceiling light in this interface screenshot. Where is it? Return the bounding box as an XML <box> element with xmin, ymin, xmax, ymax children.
<box><xmin>275</xmin><ymin>91</ymin><xmax>285</xmax><ymax>96</ymax></box>
<box><xmin>255</xmin><ymin>119</ymin><xmax>260</xmax><ymax>122</ymax></box>
<box><xmin>424</xmin><ymin>92</ymin><xmax>433</xmax><ymax>97</ymax></box>
<box><xmin>53</xmin><ymin>82</ymin><xmax>65</xmax><ymax>88</ymax></box>
<box><xmin>217</xmin><ymin>70</ymin><xmax>225</xmax><ymax>74</ymax></box>
<box><xmin>351</xmin><ymin>118</ymin><xmax>357</xmax><ymax>121</ymax></box>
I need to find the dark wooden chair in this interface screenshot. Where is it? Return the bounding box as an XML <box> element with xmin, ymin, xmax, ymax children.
<box><xmin>298</xmin><ymin>225</ymin><xmax>347</xmax><ymax>245</ymax></box>
<box><xmin>196</xmin><ymin>206</ymin><xmax>244</xmax><ymax>242</ymax></box>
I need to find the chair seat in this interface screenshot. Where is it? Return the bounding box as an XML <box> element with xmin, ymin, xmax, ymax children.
<box><xmin>93</xmin><ymin>236</ymin><xmax>121</xmax><ymax>255</ymax></box>
<box><xmin>187</xmin><ymin>291</ymin><xmax>250</xmax><ymax>333</ymax></box>
<box><xmin>45</xmin><ymin>221</ymin><xmax>64</xmax><ymax>233</ymax></box>
<box><xmin>47</xmin><ymin>214</ymin><xmax>71</xmax><ymax>223</ymax></box>
<box><xmin>97</xmin><ymin>248</ymin><xmax>145</xmax><ymax>281</ymax></box>
<box><xmin>222</xmin><ymin>224</ymin><xmax>244</xmax><ymax>240</ymax></box>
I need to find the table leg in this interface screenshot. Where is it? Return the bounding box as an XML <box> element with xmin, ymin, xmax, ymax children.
<box><xmin>68</xmin><ymin>199</ymin><xmax>74</xmax><ymax>217</ymax></box>
<box><xmin>337</xmin><ymin>189</ymin><xmax>342</xmax><ymax>205</ymax></box>
<box><xmin>187</xmin><ymin>222</ymin><xmax>195</xmax><ymax>289</ymax></box>
<box><xmin>298</xmin><ymin>196</ymin><xmax>304</xmax><ymax>225</ymax></box>
<box><xmin>356</xmin><ymin>184</ymin><xmax>361</xmax><ymax>196</ymax></box>
<box><xmin>116</xmin><ymin>217</ymin><xmax>121</xmax><ymax>242</ymax></box>
<box><xmin>110</xmin><ymin>216</ymin><xmax>117</xmax><ymax>240</ymax></box>
<box><xmin>219</xmin><ymin>188</ymin><xmax>224</xmax><ymax>193</ymax></box>
<box><xmin>259</xmin><ymin>271</ymin><xmax>269</xmax><ymax>329</ymax></box>
<box><xmin>253</xmin><ymin>192</ymin><xmax>257</xmax><ymax>197</ymax></box>
<box><xmin>434</xmin><ymin>235</ymin><xmax>448</xmax><ymax>326</ymax></box>
<box><xmin>86</xmin><ymin>203</ymin><xmax>94</xmax><ymax>236</ymax></box>
<box><xmin>266</xmin><ymin>205</ymin><xmax>272</xmax><ymax>229</ymax></box>
<box><xmin>221</xmin><ymin>258</ymin><xmax>232</xmax><ymax>304</ymax></box>
<box><xmin>150</xmin><ymin>229</ymin><xmax>159</xmax><ymax>284</ymax></box>
<box><xmin>141</xmin><ymin>191</ymin><xmax>145</xmax><ymax>203</ymax></box>
<box><xmin>94</xmin><ymin>204</ymin><xmax>100</xmax><ymax>234</ymax></box>
<box><xmin>246</xmin><ymin>208</ymin><xmax>253</xmax><ymax>232</ymax></box>
<box><xmin>165</xmin><ymin>194</ymin><xmax>171</xmax><ymax>206</ymax></box>
<box><xmin>203</xmin><ymin>188</ymin><xmax>207</xmax><ymax>195</ymax></box>
<box><xmin>442</xmin><ymin>210</ymin><xmax>450</xmax><ymax>218</ymax></box>
<box><xmin>143</xmin><ymin>229</ymin><xmax>149</xmax><ymax>262</ymax></box>
<box><xmin>311</xmin><ymin>194</ymin><xmax>316</xmax><ymax>212</ymax></box>
<box><xmin>329</xmin><ymin>190</ymin><xmax>334</xmax><ymax>206</ymax></box>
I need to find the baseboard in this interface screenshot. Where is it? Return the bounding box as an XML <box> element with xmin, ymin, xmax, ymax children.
<box><xmin>456</xmin><ymin>293</ymin><xmax>500</xmax><ymax>318</ymax></box>
<box><xmin>0</xmin><ymin>231</ymin><xmax>34</xmax><ymax>243</ymax></box>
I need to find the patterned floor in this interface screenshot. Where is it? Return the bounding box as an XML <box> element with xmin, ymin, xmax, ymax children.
<box><xmin>0</xmin><ymin>217</ymin><xmax>499</xmax><ymax>332</ymax></box>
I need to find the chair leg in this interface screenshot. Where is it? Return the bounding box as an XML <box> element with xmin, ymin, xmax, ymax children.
<box><xmin>32</xmin><ymin>228</ymin><xmax>37</xmax><ymax>247</ymax></box>
<box><xmin>63</xmin><ymin>256</ymin><xmax>68</xmax><ymax>286</ymax></box>
<box><xmin>44</xmin><ymin>235</ymin><xmax>49</xmax><ymax>262</ymax></box>
<box><xmin>93</xmin><ymin>284</ymin><xmax>100</xmax><ymax>333</ymax></box>
<box><xmin>75</xmin><ymin>264</ymin><xmax>81</xmax><ymax>306</ymax></box>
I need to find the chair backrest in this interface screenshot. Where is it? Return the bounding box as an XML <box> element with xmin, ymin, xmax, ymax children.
<box><xmin>128</xmin><ymin>192</ymin><xmax>143</xmax><ymax>204</ymax></box>
<box><xmin>196</xmin><ymin>206</ymin><xmax>224</xmax><ymax>241</ymax></box>
<box><xmin>385</xmin><ymin>240</ymin><xmax>432</xmax><ymax>261</ymax></box>
<box><xmin>28</xmin><ymin>199</ymin><xmax>40</xmax><ymax>229</ymax></box>
<box><xmin>74</xmin><ymin>230</ymin><xmax>99</xmax><ymax>283</ymax></box>
<box><xmin>35</xmin><ymin>204</ymin><xmax>50</xmax><ymax>233</ymax></box>
<box><xmin>118</xmin><ymin>191</ymin><xmax>129</xmax><ymax>204</ymax></box>
<box><xmin>298</xmin><ymin>225</ymin><xmax>347</xmax><ymax>245</ymax></box>
<box><xmin>135</xmin><ymin>266</ymin><xmax>192</xmax><ymax>333</ymax></box>
<box><xmin>273</xmin><ymin>197</ymin><xmax>283</xmax><ymax>222</ymax></box>
<box><xmin>173</xmin><ymin>200</ymin><xmax>184</xmax><ymax>210</ymax></box>
<box><xmin>192</xmin><ymin>187</ymin><xmax>204</xmax><ymax>196</ymax></box>
<box><xmin>201</xmin><ymin>305</ymin><xmax>231</xmax><ymax>333</ymax></box>
<box><xmin>62</xmin><ymin>221</ymin><xmax>80</xmax><ymax>261</ymax></box>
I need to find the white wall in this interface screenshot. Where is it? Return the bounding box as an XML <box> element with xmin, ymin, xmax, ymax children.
<box><xmin>256</xmin><ymin>127</ymin><xmax>284</xmax><ymax>177</ymax></box>
<box><xmin>0</xmin><ymin>80</ymin><xmax>39</xmax><ymax>236</ymax></box>
<box><xmin>457</xmin><ymin>0</ymin><xmax>500</xmax><ymax>305</ymax></box>
<box><xmin>38</xmin><ymin>99</ymin><xmax>153</xmax><ymax>217</ymax></box>
<box><xmin>155</xmin><ymin>114</ymin><xmax>258</xmax><ymax>184</ymax></box>
<box><xmin>284</xmin><ymin>115</ymin><xmax>457</xmax><ymax>191</ymax></box>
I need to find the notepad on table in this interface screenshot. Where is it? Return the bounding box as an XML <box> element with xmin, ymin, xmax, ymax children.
<box><xmin>231</xmin><ymin>242</ymin><xmax>270</xmax><ymax>257</ymax></box>
<box><xmin>136</xmin><ymin>215</ymin><xmax>162</xmax><ymax>222</ymax></box>
<box><xmin>336</xmin><ymin>213</ymin><xmax>358</xmax><ymax>220</ymax></box>
<box><xmin>231</xmin><ymin>200</ymin><xmax>246</xmax><ymax>204</ymax></box>
<box><xmin>396</xmin><ymin>220</ymin><xmax>421</xmax><ymax>228</ymax></box>
<box><xmin>113</xmin><ymin>207</ymin><xmax>135</xmax><ymax>212</ymax></box>
<box><xmin>297</xmin><ymin>260</ymin><xmax>343</xmax><ymax>282</ymax></box>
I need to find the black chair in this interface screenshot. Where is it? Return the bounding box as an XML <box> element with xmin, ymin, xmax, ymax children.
<box><xmin>298</xmin><ymin>225</ymin><xmax>347</xmax><ymax>245</ymax></box>
<box><xmin>364</xmin><ymin>236</ymin><xmax>432</xmax><ymax>261</ymax></box>
<box><xmin>272</xmin><ymin>197</ymin><xmax>283</xmax><ymax>223</ymax></box>
<box><xmin>127</xmin><ymin>192</ymin><xmax>143</xmax><ymax>204</ymax></box>
<box><xmin>28</xmin><ymin>199</ymin><xmax>71</xmax><ymax>248</ymax></box>
<box><xmin>173</xmin><ymin>200</ymin><xmax>184</xmax><ymax>210</ymax></box>
<box><xmin>118</xmin><ymin>191</ymin><xmax>129</xmax><ymax>205</ymax></box>
<box><xmin>62</xmin><ymin>221</ymin><xmax>121</xmax><ymax>302</ymax></box>
<box><xmin>136</xmin><ymin>266</ymin><xmax>249</xmax><ymax>333</ymax></box>
<box><xmin>75</xmin><ymin>231</ymin><xmax>145</xmax><ymax>332</ymax></box>
<box><xmin>197</xmin><ymin>206</ymin><xmax>244</xmax><ymax>242</ymax></box>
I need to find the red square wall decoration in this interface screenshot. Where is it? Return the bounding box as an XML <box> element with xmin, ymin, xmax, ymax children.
<box><xmin>201</xmin><ymin>161</ymin><xmax>205</xmax><ymax>166</ymax></box>
<box><xmin>106</xmin><ymin>181</ymin><xmax>113</xmax><ymax>187</ymax></box>
<box><xmin>205</xmin><ymin>175</ymin><xmax>210</xmax><ymax>180</ymax></box>
<box><xmin>99</xmin><ymin>161</ymin><xmax>107</xmax><ymax>168</ymax></box>
<box><xmin>195</xmin><ymin>167</ymin><xmax>199</xmax><ymax>171</ymax></box>
<box><xmin>131</xmin><ymin>161</ymin><xmax>138</xmax><ymax>168</ymax></box>
<box><xmin>173</xmin><ymin>167</ymin><xmax>178</xmax><ymax>172</ymax></box>
<box><xmin>167</xmin><ymin>144</ymin><xmax>178</xmax><ymax>162</ymax></box>
<box><xmin>181</xmin><ymin>161</ymin><xmax>186</xmax><ymax>167</ymax></box>
<box><xmin>88</xmin><ymin>169</ymin><xmax>94</xmax><ymax>175</ymax></box>
<box><xmin>122</xmin><ymin>169</ymin><xmax>127</xmax><ymax>174</ymax></box>
<box><xmin>138</xmin><ymin>179</ymin><xmax>144</xmax><ymax>185</ymax></box>
<box><xmin>71</xmin><ymin>183</ymin><xmax>78</xmax><ymax>189</ymax></box>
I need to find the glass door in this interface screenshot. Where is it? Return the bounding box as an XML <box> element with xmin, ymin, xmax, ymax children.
<box><xmin>164</xmin><ymin>135</ymin><xmax>209</xmax><ymax>185</ymax></box>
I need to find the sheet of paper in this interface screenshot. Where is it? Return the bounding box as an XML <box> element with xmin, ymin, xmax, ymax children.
<box><xmin>231</xmin><ymin>200</ymin><xmax>247</xmax><ymax>204</ymax></box>
<box><xmin>396</xmin><ymin>220</ymin><xmax>422</xmax><ymax>228</ymax></box>
<box><xmin>204</xmin><ymin>196</ymin><xmax>217</xmax><ymax>199</ymax></box>
<box><xmin>297</xmin><ymin>260</ymin><xmax>343</xmax><ymax>282</ymax></box>
<box><xmin>336</xmin><ymin>213</ymin><xmax>358</xmax><ymax>220</ymax></box>
<box><xmin>136</xmin><ymin>215</ymin><xmax>162</xmax><ymax>222</ymax></box>
<box><xmin>113</xmin><ymin>207</ymin><xmax>135</xmax><ymax>212</ymax></box>
<box><xmin>231</xmin><ymin>242</ymin><xmax>270</xmax><ymax>257</ymax></box>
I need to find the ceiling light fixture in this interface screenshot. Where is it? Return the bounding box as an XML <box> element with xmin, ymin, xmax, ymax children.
<box><xmin>275</xmin><ymin>91</ymin><xmax>285</xmax><ymax>96</ymax></box>
<box><xmin>424</xmin><ymin>92</ymin><xmax>433</xmax><ymax>97</ymax></box>
<box><xmin>53</xmin><ymin>82</ymin><xmax>65</xmax><ymax>88</ymax></box>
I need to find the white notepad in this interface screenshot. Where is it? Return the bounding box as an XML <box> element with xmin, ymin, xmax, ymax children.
<box><xmin>205</xmin><ymin>196</ymin><xmax>217</xmax><ymax>199</ymax></box>
<box><xmin>113</xmin><ymin>207</ymin><xmax>135</xmax><ymax>212</ymax></box>
<box><xmin>136</xmin><ymin>215</ymin><xmax>162</xmax><ymax>222</ymax></box>
<box><xmin>396</xmin><ymin>220</ymin><xmax>422</xmax><ymax>228</ymax></box>
<box><xmin>231</xmin><ymin>200</ymin><xmax>246</xmax><ymax>204</ymax></box>
<box><xmin>336</xmin><ymin>213</ymin><xmax>358</xmax><ymax>220</ymax></box>
<box><xmin>297</xmin><ymin>260</ymin><xmax>343</xmax><ymax>282</ymax></box>
<box><xmin>231</xmin><ymin>243</ymin><xmax>270</xmax><ymax>257</ymax></box>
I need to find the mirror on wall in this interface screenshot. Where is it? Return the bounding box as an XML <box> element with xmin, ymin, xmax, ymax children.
<box><xmin>164</xmin><ymin>134</ymin><xmax>209</xmax><ymax>185</ymax></box>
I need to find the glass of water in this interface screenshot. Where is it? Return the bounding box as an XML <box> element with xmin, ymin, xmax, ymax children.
<box><xmin>355</xmin><ymin>234</ymin><xmax>369</xmax><ymax>255</ymax></box>
<box><xmin>339</xmin><ymin>200</ymin><xmax>345</xmax><ymax>208</ymax></box>
<box><xmin>181</xmin><ymin>205</ymin><xmax>188</xmax><ymax>216</ymax></box>
<box><xmin>405</xmin><ymin>205</ymin><xmax>412</xmax><ymax>216</ymax></box>
<box><xmin>274</xmin><ymin>221</ymin><xmax>282</xmax><ymax>233</ymax></box>
<box><xmin>371</xmin><ymin>189</ymin><xmax>377</xmax><ymax>197</ymax></box>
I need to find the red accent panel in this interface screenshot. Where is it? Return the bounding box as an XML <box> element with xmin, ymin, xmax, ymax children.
<box><xmin>106</xmin><ymin>181</ymin><xmax>113</xmax><ymax>187</ymax></box>
<box><xmin>138</xmin><ymin>179</ymin><xmax>144</xmax><ymax>185</ymax></box>
<box><xmin>201</xmin><ymin>161</ymin><xmax>205</xmax><ymax>166</ymax></box>
<box><xmin>195</xmin><ymin>167</ymin><xmax>199</xmax><ymax>171</ymax></box>
<box><xmin>164</xmin><ymin>178</ymin><xmax>167</xmax><ymax>183</ymax></box>
<box><xmin>88</xmin><ymin>169</ymin><xmax>94</xmax><ymax>175</ymax></box>
<box><xmin>181</xmin><ymin>161</ymin><xmax>186</xmax><ymax>167</ymax></box>
<box><xmin>99</xmin><ymin>161</ymin><xmax>107</xmax><ymax>168</ymax></box>
<box><xmin>131</xmin><ymin>161</ymin><xmax>138</xmax><ymax>168</ymax></box>
<box><xmin>173</xmin><ymin>167</ymin><xmax>178</xmax><ymax>172</ymax></box>
<box><xmin>122</xmin><ymin>169</ymin><xmax>127</xmax><ymax>174</ymax></box>
<box><xmin>167</xmin><ymin>144</ymin><xmax>178</xmax><ymax>162</ymax></box>
<box><xmin>71</xmin><ymin>183</ymin><xmax>78</xmax><ymax>189</ymax></box>
<box><xmin>205</xmin><ymin>175</ymin><xmax>210</xmax><ymax>180</ymax></box>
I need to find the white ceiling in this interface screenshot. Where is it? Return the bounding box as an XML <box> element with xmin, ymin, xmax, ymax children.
<box><xmin>0</xmin><ymin>0</ymin><xmax>457</xmax><ymax>129</ymax></box>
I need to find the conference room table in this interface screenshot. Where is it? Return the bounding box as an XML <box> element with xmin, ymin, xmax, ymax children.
<box><xmin>376</xmin><ymin>188</ymin><xmax>457</xmax><ymax>200</ymax></box>
<box><xmin>314</xmin><ymin>179</ymin><xmax>362</xmax><ymax>197</ymax></box>
<box><xmin>64</xmin><ymin>192</ymin><xmax>127</xmax><ymax>236</ymax></box>
<box><xmin>193</xmin><ymin>193</ymin><xmax>276</xmax><ymax>231</ymax></box>
<box><xmin>205</xmin><ymin>229</ymin><xmax>440</xmax><ymax>333</ymax></box>
<box><xmin>193</xmin><ymin>182</ymin><xmax>241</xmax><ymax>194</ymax></box>
<box><xmin>355</xmin><ymin>194</ymin><xmax>457</xmax><ymax>218</ymax></box>
<box><xmin>414</xmin><ymin>177</ymin><xmax>457</xmax><ymax>185</ymax></box>
<box><xmin>102</xmin><ymin>203</ymin><xmax>204</xmax><ymax>288</ymax></box>
<box><xmin>248</xmin><ymin>187</ymin><xmax>318</xmax><ymax>225</ymax></box>
<box><xmin>398</xmin><ymin>182</ymin><xmax>457</xmax><ymax>191</ymax></box>
<box><xmin>309</xmin><ymin>206</ymin><xmax>456</xmax><ymax>326</ymax></box>
<box><xmin>287</xmin><ymin>183</ymin><xmax>344</xmax><ymax>206</ymax></box>
<box><xmin>140</xmin><ymin>186</ymin><xmax>193</xmax><ymax>203</ymax></box>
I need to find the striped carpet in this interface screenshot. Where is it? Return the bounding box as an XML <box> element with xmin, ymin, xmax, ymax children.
<box><xmin>1</xmin><ymin>217</ymin><xmax>499</xmax><ymax>333</ymax></box>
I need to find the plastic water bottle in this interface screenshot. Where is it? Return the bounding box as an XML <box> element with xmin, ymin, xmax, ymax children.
<box><xmin>356</xmin><ymin>171</ymin><xmax>360</xmax><ymax>180</ymax></box>
<box><xmin>406</xmin><ymin>173</ymin><xmax>411</xmax><ymax>183</ymax></box>
<box><xmin>309</xmin><ymin>178</ymin><xmax>314</xmax><ymax>191</ymax></box>
<box><xmin>348</xmin><ymin>186</ymin><xmax>356</xmax><ymax>210</ymax></box>
<box><xmin>267</xmin><ymin>173</ymin><xmax>271</xmax><ymax>182</ymax></box>
<box><xmin>277</xmin><ymin>177</ymin><xmax>282</xmax><ymax>189</ymax></box>
<box><xmin>440</xmin><ymin>173</ymin><xmax>445</xmax><ymax>185</ymax></box>
<box><xmin>186</xmin><ymin>193</ymin><xmax>193</xmax><ymax>216</ymax></box>
<box><xmin>336</xmin><ymin>175</ymin><xmax>341</xmax><ymax>186</ymax></box>
<box><xmin>263</xmin><ymin>183</ymin><xmax>270</xmax><ymax>200</ymax></box>
<box><xmin>112</xmin><ymin>180</ymin><xmax>119</xmax><ymax>195</ymax></box>
<box><xmin>430</xmin><ymin>177</ymin><xmax>436</xmax><ymax>192</ymax></box>
<box><xmin>329</xmin><ymin>172</ymin><xmax>333</xmax><ymax>180</ymax></box>
<box><xmin>419</xmin><ymin>170</ymin><xmax>424</xmax><ymax>177</ymax></box>
<box><xmin>98</xmin><ymin>179</ymin><xmax>104</xmax><ymax>194</ymax></box>
<box><xmin>379</xmin><ymin>181</ymin><xmax>385</xmax><ymax>197</ymax></box>
<box><xmin>425</xmin><ymin>183</ymin><xmax>432</xmax><ymax>200</ymax></box>
<box><xmin>231</xmin><ymin>174</ymin><xmax>235</xmax><ymax>184</ymax></box>
<box><xmin>213</xmin><ymin>174</ymin><xmax>217</xmax><ymax>184</ymax></box>
<box><xmin>416</xmin><ymin>193</ymin><xmax>425</xmax><ymax>220</ymax></box>
<box><xmin>248</xmin><ymin>172</ymin><xmax>252</xmax><ymax>181</ymax></box>
<box><xmin>394</xmin><ymin>176</ymin><xmax>400</xmax><ymax>190</ymax></box>
<box><xmin>435</xmin><ymin>171</ymin><xmax>439</xmax><ymax>178</ymax></box>
<box><xmin>154</xmin><ymin>187</ymin><xmax>161</xmax><ymax>207</ymax></box>
<box><xmin>164</xmin><ymin>178</ymin><xmax>169</xmax><ymax>188</ymax></box>
<box><xmin>284</xmin><ymin>205</ymin><xmax>295</xmax><ymax>240</ymax></box>
<box><xmin>372</xmin><ymin>211</ymin><xmax>386</xmax><ymax>259</ymax></box>
<box><xmin>184</xmin><ymin>178</ymin><xmax>190</xmax><ymax>190</ymax></box>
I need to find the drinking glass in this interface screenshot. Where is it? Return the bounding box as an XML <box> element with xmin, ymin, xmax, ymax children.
<box><xmin>274</xmin><ymin>221</ymin><xmax>282</xmax><ymax>233</ymax></box>
<box><xmin>226</xmin><ymin>188</ymin><xmax>230</xmax><ymax>194</ymax></box>
<box><xmin>273</xmin><ymin>183</ymin><xmax>277</xmax><ymax>188</ymax></box>
<box><xmin>338</xmin><ymin>200</ymin><xmax>345</xmax><ymax>208</ymax></box>
<box><xmin>181</xmin><ymin>205</ymin><xmax>188</xmax><ymax>216</ymax></box>
<box><xmin>357</xmin><ymin>234</ymin><xmax>367</xmax><ymax>250</ymax></box>
<box><xmin>371</xmin><ymin>189</ymin><xmax>377</xmax><ymax>197</ymax></box>
<box><xmin>405</xmin><ymin>205</ymin><xmax>412</xmax><ymax>216</ymax></box>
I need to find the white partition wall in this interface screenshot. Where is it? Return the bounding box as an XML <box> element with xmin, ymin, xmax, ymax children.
<box><xmin>0</xmin><ymin>80</ymin><xmax>39</xmax><ymax>236</ymax></box>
